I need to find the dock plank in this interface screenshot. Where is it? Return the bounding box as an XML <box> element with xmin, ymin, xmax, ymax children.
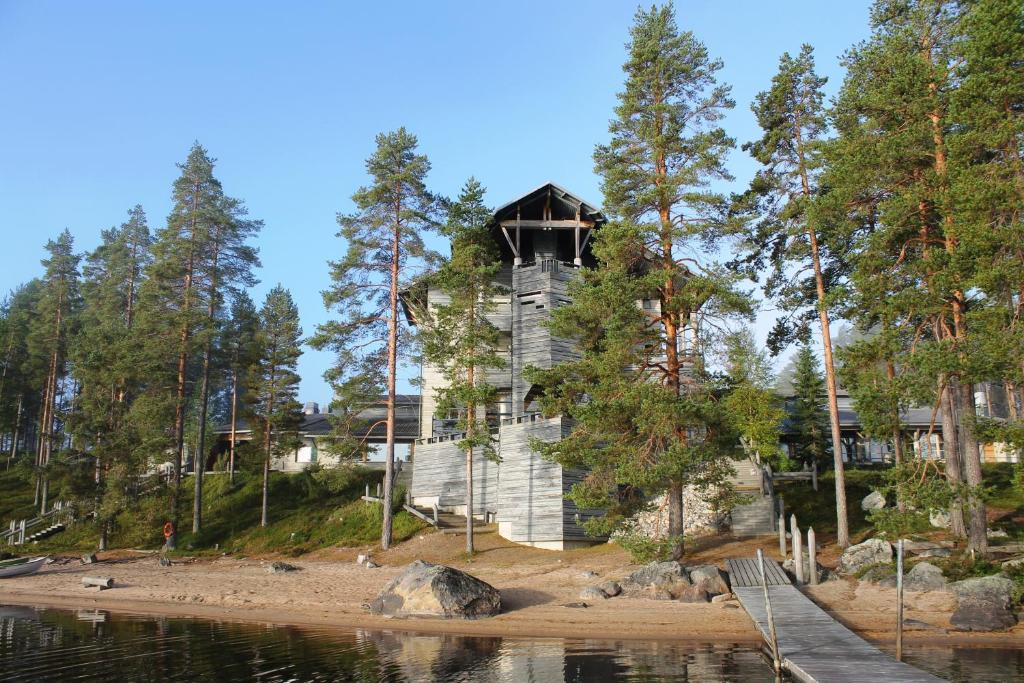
<box><xmin>729</xmin><ymin>557</ymin><xmax>943</xmax><ymax>683</ymax></box>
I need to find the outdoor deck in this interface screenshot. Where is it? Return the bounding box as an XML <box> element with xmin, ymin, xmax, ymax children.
<box><xmin>726</xmin><ymin>558</ymin><xmax>944</xmax><ymax>683</ymax></box>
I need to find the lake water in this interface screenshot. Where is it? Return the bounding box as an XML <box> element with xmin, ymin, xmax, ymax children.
<box><xmin>0</xmin><ymin>604</ymin><xmax>1021</xmax><ymax>682</ymax></box>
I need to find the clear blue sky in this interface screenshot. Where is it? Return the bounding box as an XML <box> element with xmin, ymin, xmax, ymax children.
<box><xmin>0</xmin><ymin>1</ymin><xmax>872</xmax><ymax>403</ymax></box>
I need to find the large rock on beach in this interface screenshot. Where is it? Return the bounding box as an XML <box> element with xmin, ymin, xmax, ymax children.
<box><xmin>861</xmin><ymin>491</ymin><xmax>886</xmax><ymax>511</ymax></box>
<box><xmin>949</xmin><ymin>575</ymin><xmax>1018</xmax><ymax>632</ymax></box>
<box><xmin>838</xmin><ymin>538</ymin><xmax>892</xmax><ymax>575</ymax></box>
<box><xmin>369</xmin><ymin>560</ymin><xmax>501</xmax><ymax>619</ymax></box>
<box><xmin>686</xmin><ymin>564</ymin><xmax>730</xmax><ymax>596</ymax></box>
<box><xmin>624</xmin><ymin>561</ymin><xmax>688</xmax><ymax>589</ymax></box>
<box><xmin>903</xmin><ymin>562</ymin><xmax>948</xmax><ymax>592</ymax></box>
<box><xmin>929</xmin><ymin>509</ymin><xmax>951</xmax><ymax>529</ymax></box>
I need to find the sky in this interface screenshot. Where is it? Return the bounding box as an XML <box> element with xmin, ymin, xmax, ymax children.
<box><xmin>0</xmin><ymin>0</ymin><xmax>873</xmax><ymax>405</ymax></box>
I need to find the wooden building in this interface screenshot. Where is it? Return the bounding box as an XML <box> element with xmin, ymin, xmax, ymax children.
<box><xmin>403</xmin><ymin>183</ymin><xmax>606</xmax><ymax>549</ymax></box>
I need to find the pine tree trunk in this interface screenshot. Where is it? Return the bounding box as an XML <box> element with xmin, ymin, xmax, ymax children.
<box><xmin>381</xmin><ymin>192</ymin><xmax>402</xmax><ymax>551</ymax></box>
<box><xmin>229</xmin><ymin>370</ymin><xmax>238</xmax><ymax>485</ymax></box>
<box><xmin>940</xmin><ymin>381</ymin><xmax>967</xmax><ymax>538</ymax></box>
<box><xmin>668</xmin><ymin>481</ymin><xmax>684</xmax><ymax>561</ymax></box>
<box><xmin>261</xmin><ymin>422</ymin><xmax>271</xmax><ymax>527</ymax></box>
<box><xmin>7</xmin><ymin>395</ymin><xmax>21</xmax><ymax>471</ymax></box>
<box><xmin>192</xmin><ymin>344</ymin><xmax>212</xmax><ymax>534</ymax></box>
<box><xmin>956</xmin><ymin>380</ymin><xmax>988</xmax><ymax>554</ymax></box>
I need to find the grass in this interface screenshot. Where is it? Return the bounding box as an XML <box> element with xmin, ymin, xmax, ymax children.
<box><xmin>5</xmin><ymin>464</ymin><xmax>427</xmax><ymax>557</ymax></box>
<box><xmin>774</xmin><ymin>467</ymin><xmax>885</xmax><ymax>543</ymax></box>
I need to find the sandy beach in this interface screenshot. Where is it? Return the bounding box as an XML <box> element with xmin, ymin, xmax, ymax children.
<box><xmin>2</xmin><ymin>531</ymin><xmax>1021</xmax><ymax>646</ymax></box>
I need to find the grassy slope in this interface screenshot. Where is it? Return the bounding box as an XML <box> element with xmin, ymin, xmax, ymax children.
<box><xmin>3</xmin><ymin>466</ymin><xmax>426</xmax><ymax>557</ymax></box>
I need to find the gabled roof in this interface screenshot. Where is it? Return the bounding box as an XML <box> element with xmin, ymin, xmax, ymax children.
<box><xmin>491</xmin><ymin>182</ymin><xmax>605</xmax><ymax>226</ymax></box>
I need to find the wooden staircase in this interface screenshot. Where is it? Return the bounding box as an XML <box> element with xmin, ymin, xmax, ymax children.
<box><xmin>729</xmin><ymin>459</ymin><xmax>776</xmax><ymax>536</ymax></box>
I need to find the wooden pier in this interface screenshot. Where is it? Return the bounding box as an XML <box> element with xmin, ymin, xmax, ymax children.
<box><xmin>726</xmin><ymin>558</ymin><xmax>944</xmax><ymax>683</ymax></box>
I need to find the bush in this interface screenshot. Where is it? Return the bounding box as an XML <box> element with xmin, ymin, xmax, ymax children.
<box><xmin>614</xmin><ymin>530</ymin><xmax>685</xmax><ymax>563</ymax></box>
<box><xmin>937</xmin><ymin>555</ymin><xmax>1001</xmax><ymax>583</ymax></box>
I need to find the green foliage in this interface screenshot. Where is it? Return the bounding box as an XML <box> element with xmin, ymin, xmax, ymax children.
<box><xmin>789</xmin><ymin>343</ymin><xmax>830</xmax><ymax>465</ymax></box>
<box><xmin>721</xmin><ymin>329</ymin><xmax>785</xmax><ymax>467</ymax></box>
<box><xmin>418</xmin><ymin>178</ymin><xmax>505</xmax><ymax>459</ymax></box>
<box><xmin>311</xmin><ymin>128</ymin><xmax>440</xmax><ymax>454</ymax></box>
<box><xmin>615</xmin><ymin>531</ymin><xmax>687</xmax><ymax>564</ymax></box>
<box><xmin>937</xmin><ymin>554</ymin><xmax>1001</xmax><ymax>583</ymax></box>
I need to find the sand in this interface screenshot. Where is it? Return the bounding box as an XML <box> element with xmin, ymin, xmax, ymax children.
<box><xmin>1</xmin><ymin>530</ymin><xmax>1021</xmax><ymax>646</ymax></box>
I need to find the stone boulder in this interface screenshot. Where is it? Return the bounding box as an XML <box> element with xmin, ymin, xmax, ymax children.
<box><xmin>674</xmin><ymin>585</ymin><xmax>709</xmax><ymax>603</ymax></box>
<box><xmin>267</xmin><ymin>561</ymin><xmax>300</xmax><ymax>573</ymax></box>
<box><xmin>951</xmin><ymin>599</ymin><xmax>1018</xmax><ymax>631</ymax></box>
<box><xmin>599</xmin><ymin>581</ymin><xmax>622</xmax><ymax>597</ymax></box>
<box><xmin>903</xmin><ymin>562</ymin><xmax>948</xmax><ymax>592</ymax></box>
<box><xmin>859</xmin><ymin>564</ymin><xmax>896</xmax><ymax>585</ymax></box>
<box><xmin>369</xmin><ymin>560</ymin><xmax>501</xmax><ymax>619</ymax></box>
<box><xmin>624</xmin><ymin>561</ymin><xmax>688</xmax><ymax>589</ymax></box>
<box><xmin>948</xmin><ymin>575</ymin><xmax>1018</xmax><ymax>632</ymax></box>
<box><xmin>838</xmin><ymin>539</ymin><xmax>892</xmax><ymax>575</ymax></box>
<box><xmin>950</xmin><ymin>575</ymin><xmax>1015</xmax><ymax>608</ymax></box>
<box><xmin>579</xmin><ymin>586</ymin><xmax>608</xmax><ymax>601</ymax></box>
<box><xmin>861</xmin><ymin>491</ymin><xmax>886</xmax><ymax>511</ymax></box>
<box><xmin>686</xmin><ymin>564</ymin><xmax>730</xmax><ymax>596</ymax></box>
<box><xmin>929</xmin><ymin>509</ymin><xmax>951</xmax><ymax>529</ymax></box>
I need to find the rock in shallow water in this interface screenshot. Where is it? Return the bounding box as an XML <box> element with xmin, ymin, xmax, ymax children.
<box><xmin>370</xmin><ymin>560</ymin><xmax>501</xmax><ymax>619</ymax></box>
<box><xmin>951</xmin><ymin>599</ymin><xmax>1018</xmax><ymax>631</ymax></box>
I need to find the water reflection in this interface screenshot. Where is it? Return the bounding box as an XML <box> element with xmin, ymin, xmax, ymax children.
<box><xmin>0</xmin><ymin>605</ymin><xmax>1019</xmax><ymax>682</ymax></box>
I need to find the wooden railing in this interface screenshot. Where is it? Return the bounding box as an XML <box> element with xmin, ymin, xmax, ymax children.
<box><xmin>2</xmin><ymin>500</ymin><xmax>74</xmax><ymax>546</ymax></box>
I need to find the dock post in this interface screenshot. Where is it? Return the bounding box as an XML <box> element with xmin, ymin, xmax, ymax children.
<box><xmin>778</xmin><ymin>514</ymin><xmax>786</xmax><ymax>558</ymax></box>
<box><xmin>808</xmin><ymin>527</ymin><xmax>818</xmax><ymax>585</ymax></box>
<box><xmin>896</xmin><ymin>538</ymin><xmax>904</xmax><ymax>661</ymax></box>
<box><xmin>18</xmin><ymin>519</ymin><xmax>26</xmax><ymax>545</ymax></box>
<box><xmin>791</xmin><ymin>514</ymin><xmax>804</xmax><ymax>585</ymax></box>
<box><xmin>756</xmin><ymin>549</ymin><xmax>783</xmax><ymax>677</ymax></box>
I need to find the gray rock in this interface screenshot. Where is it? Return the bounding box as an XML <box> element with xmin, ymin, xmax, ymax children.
<box><xmin>687</xmin><ymin>564</ymin><xmax>730</xmax><ymax>595</ymax></box>
<box><xmin>987</xmin><ymin>528</ymin><xmax>1009</xmax><ymax>539</ymax></box>
<box><xmin>861</xmin><ymin>491</ymin><xmax>886</xmax><ymax>511</ymax></box>
<box><xmin>929</xmin><ymin>509</ymin><xmax>951</xmax><ymax>529</ymax></box>
<box><xmin>624</xmin><ymin>561</ymin><xmax>688</xmax><ymax>589</ymax></box>
<box><xmin>599</xmin><ymin>581</ymin><xmax>622</xmax><ymax>597</ymax></box>
<box><xmin>369</xmin><ymin>560</ymin><xmax>501</xmax><ymax>619</ymax></box>
<box><xmin>648</xmin><ymin>587</ymin><xmax>676</xmax><ymax>601</ymax></box>
<box><xmin>674</xmin><ymin>585</ymin><xmax>709</xmax><ymax>603</ymax></box>
<box><xmin>951</xmin><ymin>575</ymin><xmax>1015</xmax><ymax>609</ymax></box>
<box><xmin>158</xmin><ymin>557</ymin><xmax>172</xmax><ymax>567</ymax></box>
<box><xmin>916</xmin><ymin>548</ymin><xmax>952</xmax><ymax>559</ymax></box>
<box><xmin>81</xmin><ymin>554</ymin><xmax>97</xmax><ymax>565</ymax></box>
<box><xmin>838</xmin><ymin>539</ymin><xmax>892</xmax><ymax>575</ymax></box>
<box><xmin>951</xmin><ymin>598</ymin><xmax>1018</xmax><ymax>632</ymax></box>
<box><xmin>579</xmin><ymin>570</ymin><xmax>599</xmax><ymax>579</ymax></box>
<box><xmin>1002</xmin><ymin>557</ymin><xmax>1024</xmax><ymax>570</ymax></box>
<box><xmin>365</xmin><ymin>560</ymin><xmax>379</xmax><ymax>569</ymax></box>
<box><xmin>860</xmin><ymin>564</ymin><xmax>896</xmax><ymax>584</ymax></box>
<box><xmin>903</xmin><ymin>562</ymin><xmax>948</xmax><ymax>592</ymax></box>
<box><xmin>579</xmin><ymin>586</ymin><xmax>608</xmax><ymax>600</ymax></box>
<box><xmin>710</xmin><ymin>593</ymin><xmax>734</xmax><ymax>603</ymax></box>
<box><xmin>903</xmin><ymin>540</ymin><xmax>945</xmax><ymax>554</ymax></box>
<box><xmin>267</xmin><ymin>561</ymin><xmax>300</xmax><ymax>573</ymax></box>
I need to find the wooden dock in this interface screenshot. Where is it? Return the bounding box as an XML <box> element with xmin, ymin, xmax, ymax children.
<box><xmin>726</xmin><ymin>558</ymin><xmax>944</xmax><ymax>683</ymax></box>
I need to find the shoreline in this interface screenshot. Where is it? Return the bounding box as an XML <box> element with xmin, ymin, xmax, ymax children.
<box><xmin>2</xmin><ymin>591</ymin><xmax>1021</xmax><ymax>648</ymax></box>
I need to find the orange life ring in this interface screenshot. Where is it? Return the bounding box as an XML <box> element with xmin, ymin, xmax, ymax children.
<box><xmin>163</xmin><ymin>522</ymin><xmax>174</xmax><ymax>539</ymax></box>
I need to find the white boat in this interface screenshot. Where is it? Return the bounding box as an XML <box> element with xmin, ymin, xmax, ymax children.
<box><xmin>0</xmin><ymin>556</ymin><xmax>47</xmax><ymax>578</ymax></box>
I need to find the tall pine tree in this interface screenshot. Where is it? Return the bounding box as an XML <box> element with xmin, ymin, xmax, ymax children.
<box><xmin>250</xmin><ymin>286</ymin><xmax>303</xmax><ymax>527</ymax></box>
<box><xmin>418</xmin><ymin>178</ymin><xmax>504</xmax><ymax>556</ymax></box>
<box><xmin>311</xmin><ymin>128</ymin><xmax>439</xmax><ymax>549</ymax></box>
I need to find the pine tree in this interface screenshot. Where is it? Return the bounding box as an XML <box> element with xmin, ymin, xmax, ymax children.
<box><xmin>71</xmin><ymin>206</ymin><xmax>152</xmax><ymax>548</ymax></box>
<box><xmin>27</xmin><ymin>230</ymin><xmax>81</xmax><ymax>512</ymax></box>
<box><xmin>823</xmin><ymin>0</ymin><xmax>989</xmax><ymax>552</ymax></box>
<box><xmin>532</xmin><ymin>5</ymin><xmax>748</xmax><ymax>561</ymax></box>
<box><xmin>138</xmin><ymin>143</ymin><xmax>224</xmax><ymax>549</ymax></box>
<box><xmin>223</xmin><ymin>292</ymin><xmax>260</xmax><ymax>483</ymax></box>
<box><xmin>722</xmin><ymin>329</ymin><xmax>786</xmax><ymax>468</ymax></box>
<box><xmin>418</xmin><ymin>178</ymin><xmax>504</xmax><ymax>556</ymax></box>
<box><xmin>250</xmin><ymin>286</ymin><xmax>303</xmax><ymax>527</ymax></box>
<box><xmin>789</xmin><ymin>343</ymin><xmax>831</xmax><ymax>467</ymax></box>
<box><xmin>0</xmin><ymin>282</ymin><xmax>39</xmax><ymax>470</ymax></box>
<box><xmin>311</xmin><ymin>128</ymin><xmax>439</xmax><ymax>549</ymax></box>
<box><xmin>736</xmin><ymin>44</ymin><xmax>851</xmax><ymax>546</ymax></box>
<box><xmin>191</xmin><ymin>194</ymin><xmax>261</xmax><ymax>534</ymax></box>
